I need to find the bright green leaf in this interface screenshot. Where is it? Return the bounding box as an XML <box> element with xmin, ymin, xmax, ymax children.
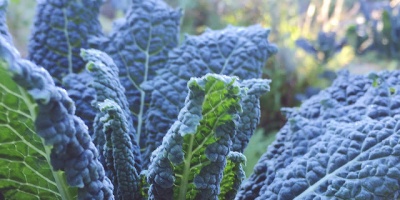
<box><xmin>147</xmin><ymin>74</ymin><xmax>245</xmax><ymax>200</ymax></box>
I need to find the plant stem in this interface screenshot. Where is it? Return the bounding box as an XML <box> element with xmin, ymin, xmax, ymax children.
<box><xmin>177</xmin><ymin>135</ymin><xmax>194</xmax><ymax>200</ymax></box>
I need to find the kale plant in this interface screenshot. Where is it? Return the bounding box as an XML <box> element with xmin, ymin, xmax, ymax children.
<box><xmin>2</xmin><ymin>0</ymin><xmax>400</xmax><ymax>199</ymax></box>
<box><xmin>347</xmin><ymin>0</ymin><xmax>400</xmax><ymax>59</ymax></box>
<box><xmin>237</xmin><ymin>70</ymin><xmax>400</xmax><ymax>199</ymax></box>
<box><xmin>295</xmin><ymin>31</ymin><xmax>346</xmax><ymax>64</ymax></box>
<box><xmin>295</xmin><ymin>31</ymin><xmax>345</xmax><ymax>101</ymax></box>
<box><xmin>0</xmin><ymin>0</ymin><xmax>276</xmax><ymax>199</ymax></box>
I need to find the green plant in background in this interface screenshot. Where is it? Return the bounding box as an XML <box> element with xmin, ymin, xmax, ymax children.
<box><xmin>260</xmin><ymin>51</ymin><xmax>298</xmax><ymax>132</ymax></box>
<box><xmin>295</xmin><ymin>31</ymin><xmax>347</xmax><ymax>65</ymax></box>
<box><xmin>6</xmin><ymin>0</ymin><xmax>35</xmax><ymax>56</ymax></box>
<box><xmin>242</xmin><ymin>129</ymin><xmax>276</xmax><ymax>177</ymax></box>
<box><xmin>347</xmin><ymin>1</ymin><xmax>400</xmax><ymax>60</ymax></box>
<box><xmin>294</xmin><ymin>31</ymin><xmax>347</xmax><ymax>101</ymax></box>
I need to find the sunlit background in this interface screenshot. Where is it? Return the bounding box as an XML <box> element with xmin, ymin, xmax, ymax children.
<box><xmin>8</xmin><ymin>0</ymin><xmax>400</xmax><ymax>176</ymax></box>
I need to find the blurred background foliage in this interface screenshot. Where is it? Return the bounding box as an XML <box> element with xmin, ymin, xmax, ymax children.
<box><xmin>7</xmin><ymin>0</ymin><xmax>400</xmax><ymax>177</ymax></box>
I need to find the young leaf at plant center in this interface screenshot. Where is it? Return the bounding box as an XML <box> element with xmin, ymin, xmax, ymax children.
<box><xmin>98</xmin><ymin>99</ymin><xmax>141</xmax><ymax>200</ymax></box>
<box><xmin>147</xmin><ymin>74</ymin><xmax>248</xmax><ymax>199</ymax></box>
<box><xmin>142</xmin><ymin>25</ymin><xmax>277</xmax><ymax>168</ymax></box>
<box><xmin>219</xmin><ymin>151</ymin><xmax>246</xmax><ymax>200</ymax></box>
<box><xmin>82</xmin><ymin>48</ymin><xmax>141</xmax><ymax>197</ymax></box>
<box><xmin>81</xmin><ymin>49</ymin><xmax>134</xmax><ymax>135</ymax></box>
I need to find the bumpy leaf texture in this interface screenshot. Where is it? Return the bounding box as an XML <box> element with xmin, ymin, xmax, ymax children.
<box><xmin>28</xmin><ymin>0</ymin><xmax>104</xmax><ymax>82</ymax></box>
<box><xmin>0</xmin><ymin>0</ymin><xmax>11</xmax><ymax>44</ymax></box>
<box><xmin>219</xmin><ymin>151</ymin><xmax>246</xmax><ymax>200</ymax></box>
<box><xmin>110</xmin><ymin>0</ymin><xmax>132</xmax><ymax>13</ymax></box>
<box><xmin>233</xmin><ymin>79</ymin><xmax>271</xmax><ymax>153</ymax></box>
<box><xmin>62</xmin><ymin>72</ymin><xmax>96</xmax><ymax>134</ymax></box>
<box><xmin>142</xmin><ymin>25</ymin><xmax>277</xmax><ymax>168</ymax></box>
<box><xmin>237</xmin><ymin>70</ymin><xmax>400</xmax><ymax>200</ymax></box>
<box><xmin>1</xmin><ymin>4</ymin><xmax>74</xmax><ymax>199</ymax></box>
<box><xmin>0</xmin><ymin>48</ymin><xmax>75</xmax><ymax>199</ymax></box>
<box><xmin>147</xmin><ymin>74</ymin><xmax>243</xmax><ymax>200</ymax></box>
<box><xmin>0</xmin><ymin>36</ymin><xmax>114</xmax><ymax>199</ymax></box>
<box><xmin>98</xmin><ymin>99</ymin><xmax>141</xmax><ymax>200</ymax></box>
<box><xmin>81</xmin><ymin>49</ymin><xmax>141</xmax><ymax>198</ymax></box>
<box><xmin>28</xmin><ymin>0</ymin><xmax>106</xmax><ymax>134</ymax></box>
<box><xmin>101</xmin><ymin>0</ymin><xmax>181</xmax><ymax>138</ymax></box>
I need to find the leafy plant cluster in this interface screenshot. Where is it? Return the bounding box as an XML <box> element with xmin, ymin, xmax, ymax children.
<box><xmin>2</xmin><ymin>0</ymin><xmax>400</xmax><ymax>200</ymax></box>
<box><xmin>0</xmin><ymin>0</ymin><xmax>277</xmax><ymax>199</ymax></box>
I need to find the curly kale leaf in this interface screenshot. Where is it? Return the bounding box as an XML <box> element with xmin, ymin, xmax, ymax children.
<box><xmin>0</xmin><ymin>47</ymin><xmax>75</xmax><ymax>200</ymax></box>
<box><xmin>98</xmin><ymin>99</ymin><xmax>141</xmax><ymax>200</ymax></box>
<box><xmin>258</xmin><ymin>116</ymin><xmax>400</xmax><ymax>200</ymax></box>
<box><xmin>237</xmin><ymin>70</ymin><xmax>400</xmax><ymax>199</ymax></box>
<box><xmin>0</xmin><ymin>35</ymin><xmax>113</xmax><ymax>199</ymax></box>
<box><xmin>81</xmin><ymin>48</ymin><xmax>135</xmax><ymax>137</ymax></box>
<box><xmin>147</xmin><ymin>74</ymin><xmax>244</xmax><ymax>200</ymax></box>
<box><xmin>28</xmin><ymin>0</ymin><xmax>104</xmax><ymax>83</ymax></box>
<box><xmin>142</xmin><ymin>25</ymin><xmax>277</xmax><ymax>168</ymax></box>
<box><xmin>1</xmin><ymin>5</ymin><xmax>73</xmax><ymax>198</ymax></box>
<box><xmin>233</xmin><ymin>79</ymin><xmax>270</xmax><ymax>153</ymax></box>
<box><xmin>81</xmin><ymin>49</ymin><xmax>142</xmax><ymax>198</ymax></box>
<box><xmin>219</xmin><ymin>152</ymin><xmax>246</xmax><ymax>200</ymax></box>
<box><xmin>101</xmin><ymin>0</ymin><xmax>181</xmax><ymax>139</ymax></box>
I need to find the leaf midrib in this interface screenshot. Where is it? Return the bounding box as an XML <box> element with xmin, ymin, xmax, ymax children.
<box><xmin>178</xmin><ymin>134</ymin><xmax>195</xmax><ymax>200</ymax></box>
<box><xmin>294</xmin><ymin>125</ymin><xmax>396</xmax><ymax>199</ymax></box>
<box><xmin>2</xmin><ymin>65</ymin><xmax>74</xmax><ymax>200</ymax></box>
<box><xmin>22</xmin><ymin>87</ymin><xmax>73</xmax><ymax>200</ymax></box>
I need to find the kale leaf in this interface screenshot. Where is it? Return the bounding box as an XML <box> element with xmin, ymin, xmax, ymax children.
<box><xmin>142</xmin><ymin>25</ymin><xmax>277</xmax><ymax>168</ymax></box>
<box><xmin>0</xmin><ymin>36</ymin><xmax>113</xmax><ymax>199</ymax></box>
<box><xmin>238</xmin><ymin>71</ymin><xmax>400</xmax><ymax>199</ymax></box>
